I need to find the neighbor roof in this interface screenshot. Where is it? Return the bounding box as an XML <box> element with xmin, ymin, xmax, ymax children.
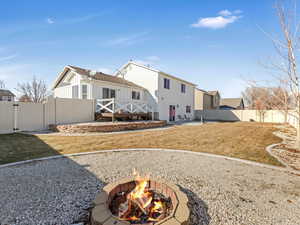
<box><xmin>207</xmin><ymin>91</ymin><xmax>219</xmax><ymax>96</ymax></box>
<box><xmin>220</xmin><ymin>98</ymin><xmax>244</xmax><ymax>108</ymax></box>
<box><xmin>53</xmin><ymin>65</ymin><xmax>145</xmax><ymax>90</ymax></box>
<box><xmin>196</xmin><ymin>88</ymin><xmax>219</xmax><ymax>96</ymax></box>
<box><xmin>0</xmin><ymin>89</ymin><xmax>15</xmax><ymax>97</ymax></box>
<box><xmin>116</xmin><ymin>61</ymin><xmax>197</xmax><ymax>87</ymax></box>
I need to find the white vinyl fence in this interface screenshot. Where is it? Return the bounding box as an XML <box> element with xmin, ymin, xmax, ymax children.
<box><xmin>0</xmin><ymin>97</ymin><xmax>95</xmax><ymax>134</ymax></box>
<box><xmin>195</xmin><ymin>110</ymin><xmax>298</xmax><ymax>128</ymax></box>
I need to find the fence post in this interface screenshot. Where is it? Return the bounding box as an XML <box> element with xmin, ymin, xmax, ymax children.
<box><xmin>54</xmin><ymin>97</ymin><xmax>57</xmax><ymax>125</ymax></box>
<box><xmin>13</xmin><ymin>103</ymin><xmax>19</xmax><ymax>132</ymax></box>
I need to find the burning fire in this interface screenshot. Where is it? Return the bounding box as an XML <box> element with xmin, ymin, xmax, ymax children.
<box><xmin>118</xmin><ymin>169</ymin><xmax>165</xmax><ymax>222</ymax></box>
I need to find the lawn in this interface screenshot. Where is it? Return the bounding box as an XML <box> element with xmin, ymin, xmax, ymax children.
<box><xmin>0</xmin><ymin>122</ymin><xmax>283</xmax><ymax>166</ymax></box>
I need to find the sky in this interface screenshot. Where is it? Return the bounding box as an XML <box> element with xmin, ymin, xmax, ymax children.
<box><xmin>0</xmin><ymin>0</ymin><xmax>284</xmax><ymax>98</ymax></box>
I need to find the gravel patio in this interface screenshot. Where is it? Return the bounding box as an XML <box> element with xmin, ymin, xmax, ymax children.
<box><xmin>0</xmin><ymin>150</ymin><xmax>299</xmax><ymax>225</ymax></box>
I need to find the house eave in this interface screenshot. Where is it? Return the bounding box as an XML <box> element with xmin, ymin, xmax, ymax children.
<box><xmin>51</xmin><ymin>66</ymin><xmax>73</xmax><ymax>90</ymax></box>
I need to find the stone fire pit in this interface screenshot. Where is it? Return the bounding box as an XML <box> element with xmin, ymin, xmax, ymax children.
<box><xmin>91</xmin><ymin>177</ymin><xmax>190</xmax><ymax>225</ymax></box>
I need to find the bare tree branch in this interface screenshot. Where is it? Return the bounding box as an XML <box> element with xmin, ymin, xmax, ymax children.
<box><xmin>0</xmin><ymin>80</ymin><xmax>5</xmax><ymax>89</ymax></box>
<box><xmin>16</xmin><ymin>77</ymin><xmax>48</xmax><ymax>103</ymax></box>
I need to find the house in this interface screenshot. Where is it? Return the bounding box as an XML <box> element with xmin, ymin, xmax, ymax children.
<box><xmin>0</xmin><ymin>89</ymin><xmax>15</xmax><ymax>101</ymax></box>
<box><xmin>52</xmin><ymin>65</ymin><xmax>152</xmax><ymax>119</ymax></box>
<box><xmin>115</xmin><ymin>61</ymin><xmax>196</xmax><ymax>121</ymax></box>
<box><xmin>53</xmin><ymin>65</ymin><xmax>146</xmax><ymax>100</ymax></box>
<box><xmin>195</xmin><ymin>89</ymin><xmax>220</xmax><ymax>110</ymax></box>
<box><xmin>220</xmin><ymin>98</ymin><xmax>244</xmax><ymax>110</ymax></box>
<box><xmin>52</xmin><ymin>62</ymin><xmax>196</xmax><ymax>122</ymax></box>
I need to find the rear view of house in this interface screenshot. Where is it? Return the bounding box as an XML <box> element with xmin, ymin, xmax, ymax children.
<box><xmin>115</xmin><ymin>61</ymin><xmax>196</xmax><ymax>121</ymax></box>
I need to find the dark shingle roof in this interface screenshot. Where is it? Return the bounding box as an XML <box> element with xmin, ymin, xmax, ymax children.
<box><xmin>220</xmin><ymin>98</ymin><xmax>243</xmax><ymax>108</ymax></box>
<box><xmin>0</xmin><ymin>89</ymin><xmax>15</xmax><ymax>97</ymax></box>
<box><xmin>68</xmin><ymin>65</ymin><xmax>145</xmax><ymax>90</ymax></box>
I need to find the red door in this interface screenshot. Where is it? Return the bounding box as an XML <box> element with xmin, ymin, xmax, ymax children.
<box><xmin>169</xmin><ymin>105</ymin><xmax>176</xmax><ymax>121</ymax></box>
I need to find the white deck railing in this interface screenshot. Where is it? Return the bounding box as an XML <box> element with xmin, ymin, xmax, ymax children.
<box><xmin>96</xmin><ymin>98</ymin><xmax>153</xmax><ymax>114</ymax></box>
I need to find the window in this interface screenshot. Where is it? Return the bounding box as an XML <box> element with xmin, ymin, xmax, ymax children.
<box><xmin>82</xmin><ymin>84</ymin><xmax>88</xmax><ymax>99</ymax></box>
<box><xmin>181</xmin><ymin>84</ymin><xmax>186</xmax><ymax>93</ymax></box>
<box><xmin>186</xmin><ymin>105</ymin><xmax>191</xmax><ymax>113</ymax></box>
<box><xmin>72</xmin><ymin>85</ymin><xmax>79</xmax><ymax>98</ymax></box>
<box><xmin>7</xmin><ymin>96</ymin><xmax>12</xmax><ymax>102</ymax></box>
<box><xmin>163</xmin><ymin>78</ymin><xmax>170</xmax><ymax>89</ymax></box>
<box><xmin>103</xmin><ymin>88</ymin><xmax>116</xmax><ymax>99</ymax></box>
<box><xmin>132</xmin><ymin>91</ymin><xmax>140</xmax><ymax>100</ymax></box>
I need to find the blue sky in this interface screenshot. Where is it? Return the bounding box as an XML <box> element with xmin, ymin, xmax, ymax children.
<box><xmin>0</xmin><ymin>0</ymin><xmax>281</xmax><ymax>97</ymax></box>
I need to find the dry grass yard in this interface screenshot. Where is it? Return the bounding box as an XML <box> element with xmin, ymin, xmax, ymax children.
<box><xmin>0</xmin><ymin>122</ymin><xmax>283</xmax><ymax>166</ymax></box>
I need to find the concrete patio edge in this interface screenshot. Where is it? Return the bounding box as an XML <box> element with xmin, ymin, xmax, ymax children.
<box><xmin>1</xmin><ymin>148</ymin><xmax>300</xmax><ymax>175</ymax></box>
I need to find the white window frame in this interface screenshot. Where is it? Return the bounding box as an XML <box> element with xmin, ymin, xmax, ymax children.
<box><xmin>81</xmin><ymin>84</ymin><xmax>88</xmax><ymax>99</ymax></box>
<box><xmin>181</xmin><ymin>84</ymin><xmax>186</xmax><ymax>93</ymax></box>
<box><xmin>163</xmin><ymin>78</ymin><xmax>170</xmax><ymax>89</ymax></box>
<box><xmin>132</xmin><ymin>90</ymin><xmax>141</xmax><ymax>100</ymax></box>
<box><xmin>72</xmin><ymin>85</ymin><xmax>79</xmax><ymax>99</ymax></box>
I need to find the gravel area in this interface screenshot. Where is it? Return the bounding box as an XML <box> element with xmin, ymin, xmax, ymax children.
<box><xmin>270</xmin><ymin>125</ymin><xmax>300</xmax><ymax>171</ymax></box>
<box><xmin>0</xmin><ymin>150</ymin><xmax>299</xmax><ymax>225</ymax></box>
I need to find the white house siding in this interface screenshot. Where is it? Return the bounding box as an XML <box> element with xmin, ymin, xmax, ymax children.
<box><xmin>116</xmin><ymin>63</ymin><xmax>195</xmax><ymax>122</ymax></box>
<box><xmin>54</xmin><ymin>85</ymin><xmax>72</xmax><ymax>98</ymax></box>
<box><xmin>117</xmin><ymin>63</ymin><xmax>159</xmax><ymax>111</ymax></box>
<box><xmin>54</xmin><ymin>71</ymin><xmax>82</xmax><ymax>98</ymax></box>
<box><xmin>91</xmin><ymin>80</ymin><xmax>144</xmax><ymax>103</ymax></box>
<box><xmin>157</xmin><ymin>73</ymin><xmax>195</xmax><ymax>121</ymax></box>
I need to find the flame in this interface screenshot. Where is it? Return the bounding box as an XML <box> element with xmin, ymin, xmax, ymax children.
<box><xmin>128</xmin><ymin>171</ymin><xmax>153</xmax><ymax>209</ymax></box>
<box><xmin>152</xmin><ymin>201</ymin><xmax>163</xmax><ymax>212</ymax></box>
<box><xmin>119</xmin><ymin>169</ymin><xmax>165</xmax><ymax>222</ymax></box>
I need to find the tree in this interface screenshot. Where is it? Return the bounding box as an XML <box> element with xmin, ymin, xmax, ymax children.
<box><xmin>16</xmin><ymin>77</ymin><xmax>48</xmax><ymax>103</ymax></box>
<box><xmin>0</xmin><ymin>80</ymin><xmax>5</xmax><ymax>89</ymax></box>
<box><xmin>18</xmin><ymin>95</ymin><xmax>32</xmax><ymax>102</ymax></box>
<box><xmin>242</xmin><ymin>83</ymin><xmax>293</xmax><ymax>122</ymax></box>
<box><xmin>242</xmin><ymin>85</ymin><xmax>273</xmax><ymax>122</ymax></box>
<box><xmin>261</xmin><ymin>0</ymin><xmax>300</xmax><ymax>147</ymax></box>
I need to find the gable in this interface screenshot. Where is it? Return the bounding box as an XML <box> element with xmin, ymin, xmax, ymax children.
<box><xmin>56</xmin><ymin>70</ymin><xmax>80</xmax><ymax>88</ymax></box>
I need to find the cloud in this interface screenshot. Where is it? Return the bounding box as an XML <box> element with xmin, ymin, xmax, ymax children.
<box><xmin>45</xmin><ymin>12</ymin><xmax>109</xmax><ymax>26</ymax></box>
<box><xmin>218</xmin><ymin>10</ymin><xmax>232</xmax><ymax>17</ymax></box>
<box><xmin>46</xmin><ymin>18</ymin><xmax>54</xmax><ymax>24</ymax></box>
<box><xmin>146</xmin><ymin>56</ymin><xmax>160</xmax><ymax>61</ymax></box>
<box><xmin>233</xmin><ymin>10</ymin><xmax>243</xmax><ymax>14</ymax></box>
<box><xmin>0</xmin><ymin>64</ymin><xmax>30</xmax><ymax>83</ymax></box>
<box><xmin>104</xmin><ymin>32</ymin><xmax>149</xmax><ymax>47</ymax></box>
<box><xmin>134</xmin><ymin>60</ymin><xmax>152</xmax><ymax>66</ymax></box>
<box><xmin>63</xmin><ymin>14</ymin><xmax>103</xmax><ymax>24</ymax></box>
<box><xmin>191</xmin><ymin>9</ymin><xmax>242</xmax><ymax>29</ymax></box>
<box><xmin>134</xmin><ymin>55</ymin><xmax>160</xmax><ymax>67</ymax></box>
<box><xmin>0</xmin><ymin>54</ymin><xmax>18</xmax><ymax>62</ymax></box>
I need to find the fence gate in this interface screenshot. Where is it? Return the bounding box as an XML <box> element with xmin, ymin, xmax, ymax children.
<box><xmin>0</xmin><ymin>101</ymin><xmax>45</xmax><ymax>134</ymax></box>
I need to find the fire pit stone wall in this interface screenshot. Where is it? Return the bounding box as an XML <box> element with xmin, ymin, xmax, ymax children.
<box><xmin>91</xmin><ymin>177</ymin><xmax>190</xmax><ymax>225</ymax></box>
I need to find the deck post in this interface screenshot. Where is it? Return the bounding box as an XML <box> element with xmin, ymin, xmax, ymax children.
<box><xmin>151</xmin><ymin>106</ymin><xmax>154</xmax><ymax>121</ymax></box>
<box><xmin>112</xmin><ymin>98</ymin><xmax>115</xmax><ymax>122</ymax></box>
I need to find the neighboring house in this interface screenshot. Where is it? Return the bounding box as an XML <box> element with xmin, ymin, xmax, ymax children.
<box><xmin>220</xmin><ymin>98</ymin><xmax>244</xmax><ymax>110</ymax></box>
<box><xmin>0</xmin><ymin>89</ymin><xmax>15</xmax><ymax>102</ymax></box>
<box><xmin>52</xmin><ymin>65</ymin><xmax>146</xmax><ymax>103</ymax></box>
<box><xmin>195</xmin><ymin>89</ymin><xmax>220</xmax><ymax>110</ymax></box>
<box><xmin>115</xmin><ymin>61</ymin><xmax>197</xmax><ymax>121</ymax></box>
